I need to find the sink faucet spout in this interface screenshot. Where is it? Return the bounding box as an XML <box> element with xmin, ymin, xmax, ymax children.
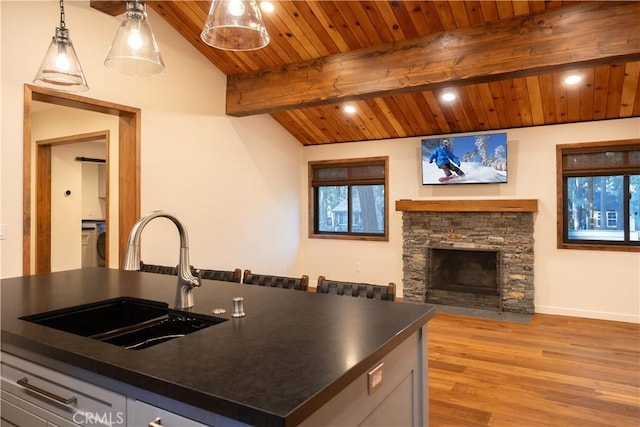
<box><xmin>123</xmin><ymin>211</ymin><xmax>200</xmax><ymax>309</ymax></box>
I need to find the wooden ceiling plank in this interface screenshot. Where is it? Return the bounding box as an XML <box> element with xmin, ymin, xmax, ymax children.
<box><xmin>383</xmin><ymin>96</ymin><xmax>417</xmax><ymax>137</ymax></box>
<box><xmin>387</xmin><ymin>95</ymin><xmax>423</xmax><ymax>136</ymax></box>
<box><xmin>344</xmin><ymin>2</ymin><xmax>385</xmax><ymax>46</ymax></box>
<box><xmin>552</xmin><ymin>71</ymin><xmax>569</xmax><ymax>124</ymax></box>
<box><xmin>304</xmin><ymin>1</ymin><xmax>350</xmax><ymax>53</ymax></box>
<box><xmin>538</xmin><ymin>73</ymin><xmax>557</xmax><ymax>124</ymax></box>
<box><xmin>579</xmin><ymin>67</ymin><xmax>595</xmax><ymax>122</ymax></box>
<box><xmin>527</xmin><ymin>1</ymin><xmax>547</xmax><ymax>13</ymax></box>
<box><xmin>335</xmin><ymin>2</ymin><xmax>378</xmax><ymax>48</ymax></box>
<box><xmin>279</xmin><ymin>2</ymin><xmax>331</xmax><ymax>57</ymax></box>
<box><xmin>462</xmin><ymin>1</ymin><xmax>486</xmax><ymax>26</ymax></box>
<box><xmin>500</xmin><ymin>80</ymin><xmax>523</xmax><ymax>128</ymax></box>
<box><xmin>317</xmin><ymin>2</ymin><xmax>362</xmax><ymax>50</ymax></box>
<box><xmin>386</xmin><ymin>1</ymin><xmax>419</xmax><ymax>40</ymax></box>
<box><xmin>605</xmin><ymin>64</ymin><xmax>627</xmax><ymax>119</ymax></box>
<box><xmin>512</xmin><ymin>1</ymin><xmax>531</xmax><ymax>16</ymax></box>
<box><xmin>476</xmin><ymin>83</ymin><xmax>501</xmax><ymax>129</ymax></box>
<box><xmin>461</xmin><ymin>85</ymin><xmax>488</xmax><ymax>130</ymax></box>
<box><xmin>565</xmin><ymin>75</ymin><xmax>582</xmax><ymax>123</ymax></box>
<box><xmin>402</xmin><ymin>1</ymin><xmax>433</xmax><ymax>36</ymax></box>
<box><xmin>372</xmin><ymin>98</ymin><xmax>408</xmax><ymax>138</ymax></box>
<box><xmin>292</xmin><ymin>1</ymin><xmax>343</xmax><ymax>55</ymax></box>
<box><xmin>495</xmin><ymin>1</ymin><xmax>515</xmax><ymax>20</ymax></box>
<box><xmin>358</xmin><ymin>1</ymin><xmax>395</xmax><ymax>44</ymax></box>
<box><xmin>633</xmin><ymin>73</ymin><xmax>640</xmax><ymax>117</ymax></box>
<box><xmin>371</xmin><ymin>1</ymin><xmax>408</xmax><ymax>42</ymax></box>
<box><xmin>420</xmin><ymin>1</ymin><xmax>446</xmax><ymax>33</ymax></box>
<box><xmin>488</xmin><ymin>81</ymin><xmax>512</xmax><ymax>129</ymax></box>
<box><xmin>348</xmin><ymin>107</ymin><xmax>381</xmax><ymax>141</ymax></box>
<box><xmin>357</xmin><ymin>100</ymin><xmax>393</xmax><ymax>139</ymax></box>
<box><xmin>267</xmin><ymin>5</ymin><xmax>321</xmax><ymax>61</ymax></box>
<box><xmin>448</xmin><ymin>88</ymin><xmax>478</xmax><ymax>132</ymax></box>
<box><xmin>513</xmin><ymin>77</ymin><xmax>534</xmax><ymax>127</ymax></box>
<box><xmin>410</xmin><ymin>93</ymin><xmax>439</xmax><ymax>135</ymax></box>
<box><xmin>297</xmin><ymin>106</ymin><xmax>343</xmax><ymax>144</ymax></box>
<box><xmin>592</xmin><ymin>65</ymin><xmax>610</xmax><ymax>121</ymax></box>
<box><xmin>448</xmin><ymin>1</ymin><xmax>471</xmax><ymax>28</ymax></box>
<box><xmin>619</xmin><ymin>62</ymin><xmax>640</xmax><ymax>118</ymax></box>
<box><xmin>433</xmin><ymin>1</ymin><xmax>457</xmax><ymax>31</ymax></box>
<box><xmin>226</xmin><ymin>2</ymin><xmax>640</xmax><ymax>117</ymax></box>
<box><xmin>478</xmin><ymin>1</ymin><xmax>500</xmax><ymax>22</ymax></box>
<box><xmin>525</xmin><ymin>76</ymin><xmax>546</xmax><ymax>126</ymax></box>
<box><xmin>270</xmin><ymin>112</ymin><xmax>314</xmax><ymax>145</ymax></box>
<box><xmin>422</xmin><ymin>91</ymin><xmax>452</xmax><ymax>134</ymax></box>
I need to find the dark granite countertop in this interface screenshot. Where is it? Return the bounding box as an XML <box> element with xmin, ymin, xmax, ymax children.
<box><xmin>1</xmin><ymin>268</ymin><xmax>435</xmax><ymax>426</ymax></box>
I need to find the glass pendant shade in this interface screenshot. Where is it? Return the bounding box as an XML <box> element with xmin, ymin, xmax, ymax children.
<box><xmin>201</xmin><ymin>0</ymin><xmax>270</xmax><ymax>51</ymax></box>
<box><xmin>104</xmin><ymin>1</ymin><xmax>164</xmax><ymax>76</ymax></box>
<box><xmin>33</xmin><ymin>4</ymin><xmax>88</xmax><ymax>92</ymax></box>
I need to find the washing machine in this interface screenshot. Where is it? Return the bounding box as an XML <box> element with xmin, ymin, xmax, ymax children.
<box><xmin>96</xmin><ymin>221</ymin><xmax>106</xmax><ymax>267</ymax></box>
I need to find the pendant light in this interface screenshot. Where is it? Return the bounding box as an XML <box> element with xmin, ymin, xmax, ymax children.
<box><xmin>104</xmin><ymin>1</ymin><xmax>164</xmax><ymax>76</ymax></box>
<box><xmin>201</xmin><ymin>0</ymin><xmax>270</xmax><ymax>51</ymax></box>
<box><xmin>33</xmin><ymin>0</ymin><xmax>89</xmax><ymax>92</ymax></box>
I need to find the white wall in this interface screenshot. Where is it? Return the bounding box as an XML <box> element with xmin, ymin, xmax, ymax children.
<box><xmin>303</xmin><ymin>119</ymin><xmax>640</xmax><ymax>323</ymax></box>
<box><xmin>1</xmin><ymin>1</ymin><xmax>303</xmax><ymax>278</ymax></box>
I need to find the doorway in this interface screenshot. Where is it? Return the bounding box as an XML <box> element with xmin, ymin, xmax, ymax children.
<box><xmin>36</xmin><ymin>131</ymin><xmax>109</xmax><ymax>272</ymax></box>
<box><xmin>23</xmin><ymin>84</ymin><xmax>141</xmax><ymax>275</ymax></box>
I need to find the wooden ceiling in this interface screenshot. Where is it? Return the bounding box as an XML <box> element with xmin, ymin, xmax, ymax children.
<box><xmin>91</xmin><ymin>1</ymin><xmax>640</xmax><ymax>145</ymax></box>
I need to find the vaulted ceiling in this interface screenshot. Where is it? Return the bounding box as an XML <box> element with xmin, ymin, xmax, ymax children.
<box><xmin>91</xmin><ymin>1</ymin><xmax>640</xmax><ymax>145</ymax></box>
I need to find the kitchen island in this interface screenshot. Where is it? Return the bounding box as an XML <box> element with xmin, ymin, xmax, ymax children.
<box><xmin>1</xmin><ymin>268</ymin><xmax>435</xmax><ymax>426</ymax></box>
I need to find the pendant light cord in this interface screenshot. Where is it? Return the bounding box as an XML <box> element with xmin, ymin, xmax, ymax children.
<box><xmin>59</xmin><ymin>0</ymin><xmax>66</xmax><ymax>30</ymax></box>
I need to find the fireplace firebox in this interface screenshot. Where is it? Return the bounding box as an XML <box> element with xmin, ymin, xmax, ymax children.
<box><xmin>426</xmin><ymin>247</ymin><xmax>502</xmax><ymax>310</ymax></box>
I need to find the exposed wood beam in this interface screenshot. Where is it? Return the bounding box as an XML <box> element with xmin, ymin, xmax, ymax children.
<box><xmin>89</xmin><ymin>1</ymin><xmax>126</xmax><ymax>16</ymax></box>
<box><xmin>227</xmin><ymin>1</ymin><xmax>640</xmax><ymax>117</ymax></box>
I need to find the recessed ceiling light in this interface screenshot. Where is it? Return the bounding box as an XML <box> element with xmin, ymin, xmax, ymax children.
<box><xmin>260</xmin><ymin>2</ymin><xmax>275</xmax><ymax>13</ymax></box>
<box><xmin>564</xmin><ymin>75</ymin><xmax>582</xmax><ymax>85</ymax></box>
<box><xmin>441</xmin><ymin>92</ymin><xmax>456</xmax><ymax>102</ymax></box>
<box><xmin>343</xmin><ymin>105</ymin><xmax>357</xmax><ymax>114</ymax></box>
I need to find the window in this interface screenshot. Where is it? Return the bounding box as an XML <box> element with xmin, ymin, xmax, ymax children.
<box><xmin>309</xmin><ymin>157</ymin><xmax>388</xmax><ymax>240</ymax></box>
<box><xmin>557</xmin><ymin>139</ymin><xmax>639</xmax><ymax>251</ymax></box>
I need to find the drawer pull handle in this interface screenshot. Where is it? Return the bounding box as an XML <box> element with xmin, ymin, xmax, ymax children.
<box><xmin>17</xmin><ymin>377</ymin><xmax>77</xmax><ymax>405</ymax></box>
<box><xmin>149</xmin><ymin>417</ymin><xmax>163</xmax><ymax>427</ymax></box>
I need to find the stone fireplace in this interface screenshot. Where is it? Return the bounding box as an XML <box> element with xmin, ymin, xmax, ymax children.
<box><xmin>397</xmin><ymin>199</ymin><xmax>537</xmax><ymax>314</ymax></box>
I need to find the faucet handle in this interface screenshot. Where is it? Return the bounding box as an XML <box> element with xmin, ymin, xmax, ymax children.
<box><xmin>193</xmin><ymin>269</ymin><xmax>202</xmax><ymax>287</ymax></box>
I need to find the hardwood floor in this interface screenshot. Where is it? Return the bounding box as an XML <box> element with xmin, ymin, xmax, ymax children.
<box><xmin>428</xmin><ymin>312</ymin><xmax>640</xmax><ymax>427</ymax></box>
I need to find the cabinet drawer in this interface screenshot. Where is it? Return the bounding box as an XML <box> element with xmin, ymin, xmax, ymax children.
<box><xmin>2</xmin><ymin>390</ymin><xmax>77</xmax><ymax>427</ymax></box>
<box><xmin>129</xmin><ymin>400</ymin><xmax>209</xmax><ymax>427</ymax></box>
<box><xmin>1</xmin><ymin>353</ymin><xmax>125</xmax><ymax>427</ymax></box>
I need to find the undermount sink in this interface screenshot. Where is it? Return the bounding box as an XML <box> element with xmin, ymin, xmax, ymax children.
<box><xmin>20</xmin><ymin>297</ymin><xmax>226</xmax><ymax>350</ymax></box>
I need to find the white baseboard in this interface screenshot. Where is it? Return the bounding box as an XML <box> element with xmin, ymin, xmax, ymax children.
<box><xmin>535</xmin><ymin>305</ymin><xmax>640</xmax><ymax>324</ymax></box>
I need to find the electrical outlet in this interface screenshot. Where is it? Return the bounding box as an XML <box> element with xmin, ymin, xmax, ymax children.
<box><xmin>0</xmin><ymin>224</ymin><xmax>5</xmax><ymax>240</ymax></box>
<box><xmin>355</xmin><ymin>262</ymin><xmax>361</xmax><ymax>272</ymax></box>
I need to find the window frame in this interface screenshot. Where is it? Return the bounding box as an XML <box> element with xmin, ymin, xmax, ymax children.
<box><xmin>556</xmin><ymin>139</ymin><xmax>640</xmax><ymax>252</ymax></box>
<box><xmin>308</xmin><ymin>156</ymin><xmax>389</xmax><ymax>241</ymax></box>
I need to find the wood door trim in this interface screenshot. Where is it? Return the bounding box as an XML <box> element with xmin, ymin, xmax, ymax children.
<box><xmin>23</xmin><ymin>84</ymin><xmax>141</xmax><ymax>275</ymax></box>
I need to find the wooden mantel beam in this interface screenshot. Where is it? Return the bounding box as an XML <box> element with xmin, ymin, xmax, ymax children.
<box><xmin>395</xmin><ymin>199</ymin><xmax>538</xmax><ymax>213</ymax></box>
<box><xmin>227</xmin><ymin>1</ymin><xmax>640</xmax><ymax>117</ymax></box>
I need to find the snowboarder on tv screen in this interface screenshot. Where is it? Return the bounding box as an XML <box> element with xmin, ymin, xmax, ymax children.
<box><xmin>429</xmin><ymin>139</ymin><xmax>465</xmax><ymax>179</ymax></box>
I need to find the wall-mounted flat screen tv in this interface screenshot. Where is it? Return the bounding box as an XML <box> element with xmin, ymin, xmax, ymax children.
<box><xmin>421</xmin><ymin>132</ymin><xmax>507</xmax><ymax>185</ymax></box>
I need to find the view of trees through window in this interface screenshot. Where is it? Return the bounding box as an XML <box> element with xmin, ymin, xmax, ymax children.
<box><xmin>567</xmin><ymin>175</ymin><xmax>639</xmax><ymax>242</ymax></box>
<box><xmin>317</xmin><ymin>185</ymin><xmax>385</xmax><ymax>233</ymax></box>
<box><xmin>559</xmin><ymin>140</ymin><xmax>639</xmax><ymax>250</ymax></box>
<box><xmin>309</xmin><ymin>157</ymin><xmax>388</xmax><ymax>240</ymax></box>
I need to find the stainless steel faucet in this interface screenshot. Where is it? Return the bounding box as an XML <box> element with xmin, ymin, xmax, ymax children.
<box><xmin>123</xmin><ymin>211</ymin><xmax>201</xmax><ymax>309</ymax></box>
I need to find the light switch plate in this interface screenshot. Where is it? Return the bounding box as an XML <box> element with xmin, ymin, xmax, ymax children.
<box><xmin>367</xmin><ymin>362</ymin><xmax>384</xmax><ymax>395</ymax></box>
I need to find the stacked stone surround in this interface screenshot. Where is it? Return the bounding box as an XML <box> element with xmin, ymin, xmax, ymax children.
<box><xmin>402</xmin><ymin>211</ymin><xmax>535</xmax><ymax>314</ymax></box>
